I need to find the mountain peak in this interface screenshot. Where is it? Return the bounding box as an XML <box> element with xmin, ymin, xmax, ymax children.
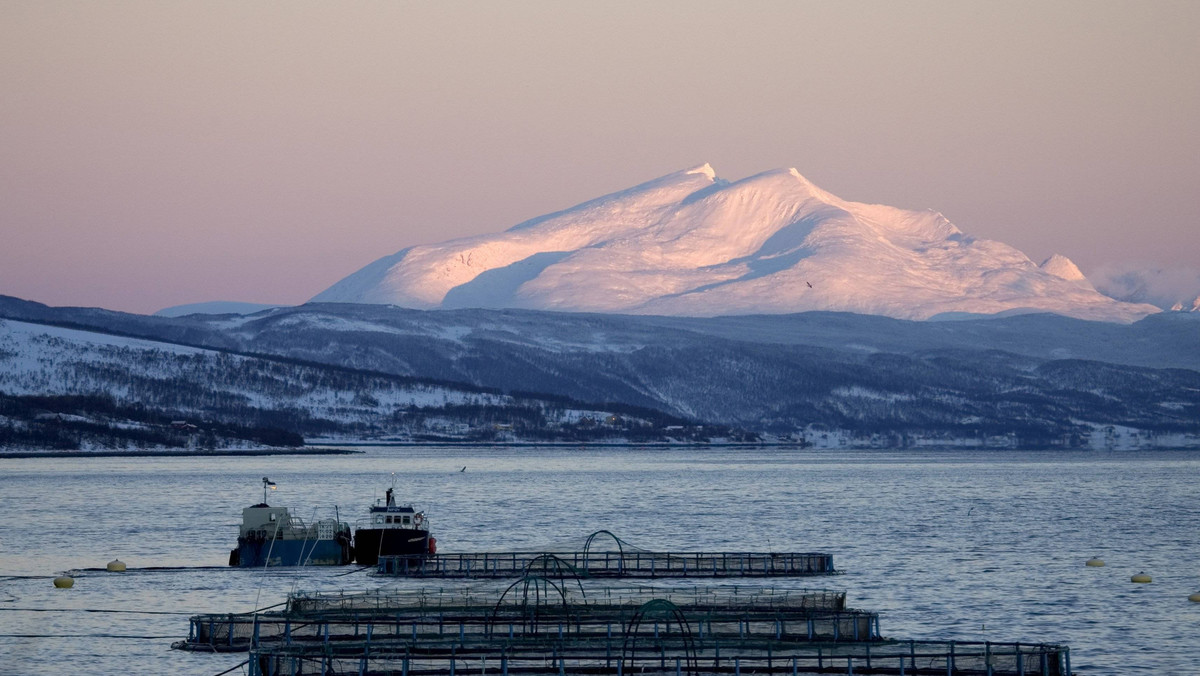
<box><xmin>313</xmin><ymin>165</ymin><xmax>1159</xmax><ymax>323</ymax></box>
<box><xmin>1039</xmin><ymin>254</ymin><xmax>1087</xmax><ymax>282</ymax></box>
<box><xmin>787</xmin><ymin>167</ymin><xmax>816</xmax><ymax>186</ymax></box>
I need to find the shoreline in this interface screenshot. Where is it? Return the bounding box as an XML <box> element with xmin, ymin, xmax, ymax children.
<box><xmin>306</xmin><ymin>440</ymin><xmax>1200</xmax><ymax>451</ymax></box>
<box><xmin>6</xmin><ymin>442</ymin><xmax>1200</xmax><ymax>458</ymax></box>
<box><xmin>0</xmin><ymin>447</ymin><xmax>362</xmax><ymax>459</ymax></box>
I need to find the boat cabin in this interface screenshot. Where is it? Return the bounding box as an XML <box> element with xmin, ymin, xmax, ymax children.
<box><xmin>240</xmin><ymin>504</ymin><xmax>293</xmax><ymax>537</ymax></box>
<box><xmin>368</xmin><ymin>488</ymin><xmax>426</xmax><ymax>530</ymax></box>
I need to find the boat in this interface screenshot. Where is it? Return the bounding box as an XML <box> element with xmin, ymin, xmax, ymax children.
<box><xmin>228</xmin><ymin>477</ymin><xmax>353</xmax><ymax>567</ymax></box>
<box><xmin>354</xmin><ymin>482</ymin><xmax>435</xmax><ymax>566</ymax></box>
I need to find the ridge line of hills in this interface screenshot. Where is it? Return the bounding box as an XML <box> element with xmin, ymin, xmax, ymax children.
<box><xmin>2</xmin><ymin>295</ymin><xmax>1198</xmax><ymax>451</ymax></box>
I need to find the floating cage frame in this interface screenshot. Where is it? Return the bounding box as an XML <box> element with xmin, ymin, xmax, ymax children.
<box><xmin>245</xmin><ymin>637</ymin><xmax>1071</xmax><ymax>676</ymax></box>
<box><xmin>174</xmin><ymin>531</ymin><xmax>1071</xmax><ymax>675</ymax></box>
<box><xmin>180</xmin><ymin>584</ymin><xmax>862</xmax><ymax>653</ymax></box>
<box><xmin>377</xmin><ymin>551</ymin><xmax>837</xmax><ymax>578</ymax></box>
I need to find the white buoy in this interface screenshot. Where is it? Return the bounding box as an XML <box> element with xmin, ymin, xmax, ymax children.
<box><xmin>1131</xmin><ymin>572</ymin><xmax>1152</xmax><ymax>583</ymax></box>
<box><xmin>53</xmin><ymin>575</ymin><xmax>74</xmax><ymax>588</ymax></box>
<box><xmin>1188</xmin><ymin>592</ymin><xmax>1200</xmax><ymax>603</ymax></box>
<box><xmin>1085</xmin><ymin>557</ymin><xmax>1105</xmax><ymax>567</ymax></box>
<box><xmin>106</xmin><ymin>559</ymin><xmax>126</xmax><ymax>572</ymax></box>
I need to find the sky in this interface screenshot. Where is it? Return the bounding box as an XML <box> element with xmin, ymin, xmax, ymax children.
<box><xmin>2</xmin><ymin>1</ymin><xmax>1198</xmax><ymax>314</ymax></box>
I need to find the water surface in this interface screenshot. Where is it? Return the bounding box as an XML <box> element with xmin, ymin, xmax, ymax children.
<box><xmin>1</xmin><ymin>446</ymin><xmax>1197</xmax><ymax>674</ymax></box>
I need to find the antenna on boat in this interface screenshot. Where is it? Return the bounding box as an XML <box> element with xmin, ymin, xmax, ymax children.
<box><xmin>262</xmin><ymin>477</ymin><xmax>276</xmax><ymax>504</ymax></box>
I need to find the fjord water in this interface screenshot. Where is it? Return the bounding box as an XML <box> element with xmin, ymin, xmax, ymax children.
<box><xmin>1</xmin><ymin>447</ymin><xmax>1198</xmax><ymax>675</ymax></box>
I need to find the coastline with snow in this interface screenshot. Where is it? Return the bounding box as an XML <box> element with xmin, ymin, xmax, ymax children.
<box><xmin>0</xmin><ymin>447</ymin><xmax>359</xmax><ymax>459</ymax></box>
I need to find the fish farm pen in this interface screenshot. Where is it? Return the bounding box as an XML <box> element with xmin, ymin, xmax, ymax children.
<box><xmin>180</xmin><ymin>585</ymin><xmax>862</xmax><ymax>653</ymax></box>
<box><xmin>177</xmin><ymin>582</ymin><xmax>1070</xmax><ymax>675</ymax></box>
<box><xmin>377</xmin><ymin>551</ymin><xmax>837</xmax><ymax>578</ymax></box>
<box><xmin>247</xmin><ymin>638</ymin><xmax>1069</xmax><ymax>676</ymax></box>
<box><xmin>285</xmin><ymin>586</ymin><xmax>848</xmax><ymax>615</ymax></box>
<box><xmin>372</xmin><ymin>531</ymin><xmax>836</xmax><ymax>579</ymax></box>
<box><xmin>174</xmin><ymin>532</ymin><xmax>1072</xmax><ymax>675</ymax></box>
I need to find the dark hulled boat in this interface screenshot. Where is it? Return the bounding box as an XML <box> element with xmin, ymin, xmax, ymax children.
<box><xmin>354</xmin><ymin>486</ymin><xmax>435</xmax><ymax>565</ymax></box>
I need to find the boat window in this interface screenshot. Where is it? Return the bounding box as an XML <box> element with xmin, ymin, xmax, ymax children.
<box><xmin>387</xmin><ymin>516</ymin><xmax>394</xmax><ymax>524</ymax></box>
<box><xmin>403</xmin><ymin>516</ymin><xmax>411</xmax><ymax>525</ymax></box>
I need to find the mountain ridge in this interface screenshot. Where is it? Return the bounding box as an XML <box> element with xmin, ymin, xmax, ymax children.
<box><xmin>314</xmin><ymin>165</ymin><xmax>1158</xmax><ymax>322</ymax></box>
<box><xmin>3</xmin><ymin>297</ymin><xmax>1198</xmax><ymax>449</ymax></box>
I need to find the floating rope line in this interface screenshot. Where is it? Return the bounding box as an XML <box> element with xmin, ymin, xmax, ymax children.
<box><xmin>252</xmin><ymin>514</ymin><xmax>284</xmax><ymax>613</ymax></box>
<box><xmin>0</xmin><ymin>632</ymin><xmax>177</xmax><ymax>640</ymax></box>
<box><xmin>76</xmin><ymin>565</ymin><xmax>230</xmax><ymax>572</ymax></box>
<box><xmin>210</xmin><ymin>659</ymin><xmax>250</xmax><ymax>676</ymax></box>
<box><xmin>332</xmin><ymin>564</ymin><xmax>373</xmax><ymax>577</ymax></box>
<box><xmin>1</xmin><ymin>567</ymin><xmax>229</xmax><ymax>579</ymax></box>
<box><xmin>300</xmin><ymin>506</ymin><xmax>322</xmax><ymax>567</ymax></box>
<box><xmin>0</xmin><ymin>606</ymin><xmax>195</xmax><ymax>615</ymax></box>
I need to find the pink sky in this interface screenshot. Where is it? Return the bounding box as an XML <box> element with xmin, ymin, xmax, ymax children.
<box><xmin>2</xmin><ymin>1</ymin><xmax>1197</xmax><ymax>314</ymax></box>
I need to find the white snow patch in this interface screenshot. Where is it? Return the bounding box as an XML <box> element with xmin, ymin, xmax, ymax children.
<box><xmin>831</xmin><ymin>386</ymin><xmax>914</xmax><ymax>402</ymax></box>
<box><xmin>1</xmin><ymin>320</ymin><xmax>207</xmax><ymax>355</ymax></box>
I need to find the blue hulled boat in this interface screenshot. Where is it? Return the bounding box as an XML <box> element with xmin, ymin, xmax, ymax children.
<box><xmin>228</xmin><ymin>478</ymin><xmax>353</xmax><ymax>567</ymax></box>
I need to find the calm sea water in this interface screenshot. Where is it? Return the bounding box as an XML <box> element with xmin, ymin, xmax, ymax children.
<box><xmin>1</xmin><ymin>446</ymin><xmax>1198</xmax><ymax>675</ymax></box>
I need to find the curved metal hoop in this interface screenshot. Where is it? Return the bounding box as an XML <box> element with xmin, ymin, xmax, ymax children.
<box><xmin>582</xmin><ymin>529</ymin><xmax>626</xmax><ymax>570</ymax></box>
<box><xmin>621</xmin><ymin>599</ymin><xmax>699</xmax><ymax>676</ymax></box>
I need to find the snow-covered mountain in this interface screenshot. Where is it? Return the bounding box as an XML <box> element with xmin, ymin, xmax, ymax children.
<box><xmin>314</xmin><ymin>164</ymin><xmax>1158</xmax><ymax>322</ymax></box>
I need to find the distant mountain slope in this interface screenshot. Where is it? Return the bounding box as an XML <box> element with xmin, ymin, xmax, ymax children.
<box><xmin>314</xmin><ymin>164</ymin><xmax>1158</xmax><ymax>322</ymax></box>
<box><xmin>4</xmin><ymin>297</ymin><xmax>1196</xmax><ymax>448</ymax></box>
<box><xmin>154</xmin><ymin>301</ymin><xmax>282</xmax><ymax>317</ymax></box>
<box><xmin>5</xmin><ymin>295</ymin><xmax>1196</xmax><ymax>373</ymax></box>
<box><xmin>207</xmin><ymin>305</ymin><xmax>1200</xmax><ymax>445</ymax></box>
<box><xmin>0</xmin><ymin>317</ymin><xmax>697</xmax><ymax>449</ymax></box>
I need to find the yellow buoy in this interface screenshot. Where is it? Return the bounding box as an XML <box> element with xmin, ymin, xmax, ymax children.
<box><xmin>1188</xmin><ymin>592</ymin><xmax>1200</xmax><ymax>603</ymax></box>
<box><xmin>1085</xmin><ymin>557</ymin><xmax>1105</xmax><ymax>567</ymax></box>
<box><xmin>106</xmin><ymin>559</ymin><xmax>126</xmax><ymax>572</ymax></box>
<box><xmin>1131</xmin><ymin>572</ymin><xmax>1152</xmax><ymax>583</ymax></box>
<box><xmin>53</xmin><ymin>575</ymin><xmax>74</xmax><ymax>588</ymax></box>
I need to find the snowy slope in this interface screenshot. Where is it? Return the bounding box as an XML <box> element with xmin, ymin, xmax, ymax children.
<box><xmin>314</xmin><ymin>164</ymin><xmax>1159</xmax><ymax>323</ymax></box>
<box><xmin>0</xmin><ymin>319</ymin><xmax>484</xmax><ymax>414</ymax></box>
<box><xmin>3</xmin><ymin>305</ymin><xmax>1198</xmax><ymax>449</ymax></box>
<box><xmin>0</xmin><ymin>318</ymin><xmax>685</xmax><ymax>446</ymax></box>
